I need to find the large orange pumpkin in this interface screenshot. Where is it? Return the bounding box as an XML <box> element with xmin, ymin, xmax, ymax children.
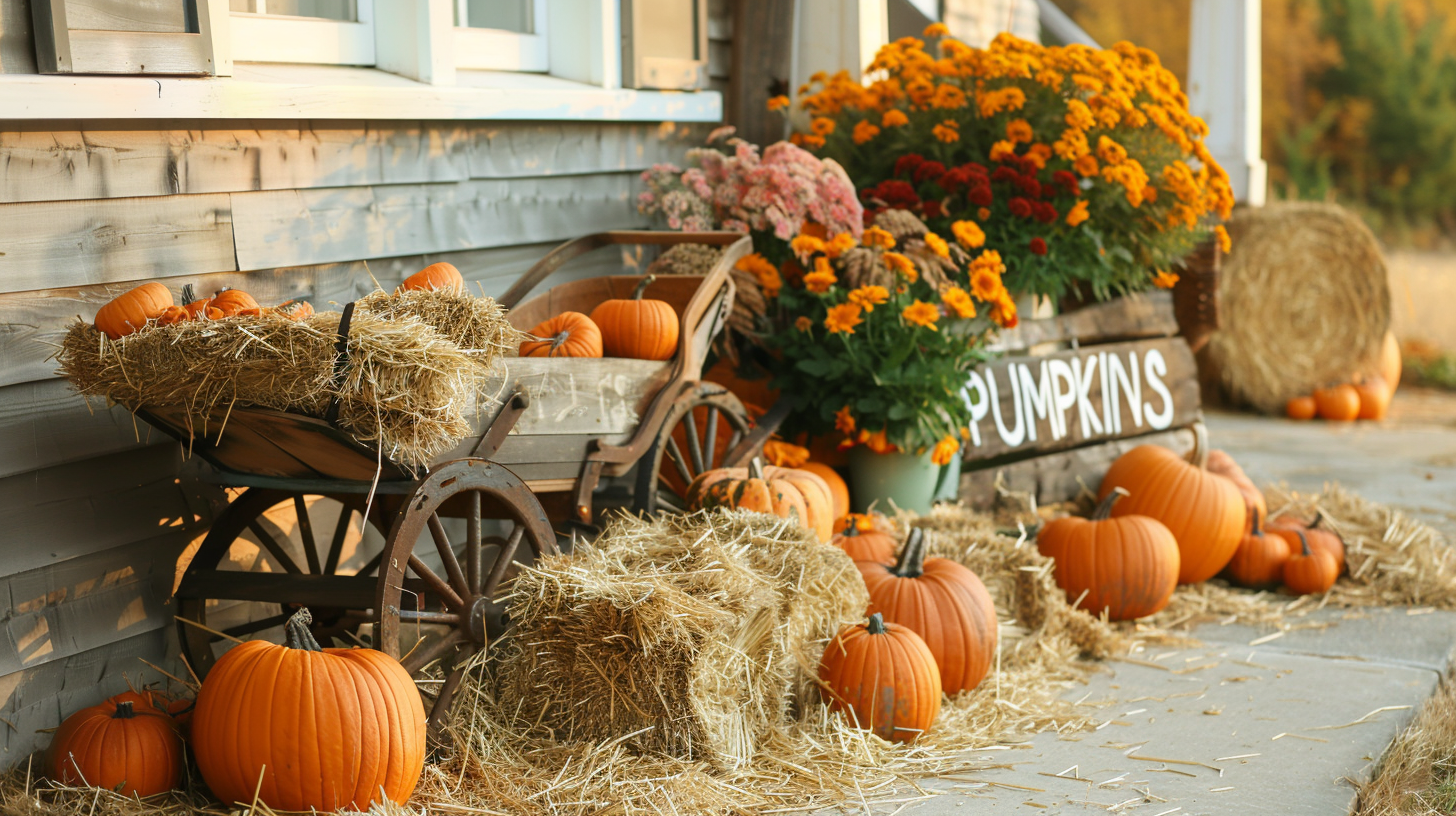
<box><xmin>590</xmin><ymin>275</ymin><xmax>680</xmax><ymax>361</ymax></box>
<box><xmin>800</xmin><ymin>462</ymin><xmax>850</xmax><ymax>519</ymax></box>
<box><xmin>1225</xmin><ymin>509</ymin><xmax>1290</xmax><ymax>588</ymax></box>
<box><xmin>818</xmin><ymin>613</ymin><xmax>941</xmax><ymax>743</ymax></box>
<box><xmin>686</xmin><ymin>463</ymin><xmax>834</xmax><ymax>542</ymax></box>
<box><xmin>1282</xmin><ymin>529</ymin><xmax>1339</xmax><ymax>595</ymax></box>
<box><xmin>210</xmin><ymin>289</ymin><xmax>260</xmax><ymax>317</ymax></box>
<box><xmin>1206</xmin><ymin>448</ymin><xmax>1268</xmax><ymax>533</ymax></box>
<box><xmin>1036</xmin><ymin>487</ymin><xmax>1180</xmax><ymax>621</ymax></box>
<box><xmin>191</xmin><ymin>609</ymin><xmax>425</xmax><ymax>812</ymax></box>
<box><xmin>520</xmin><ymin>312</ymin><xmax>604</xmax><ymax>358</ymax></box>
<box><xmin>50</xmin><ymin>699</ymin><xmax>183</xmax><ymax>796</ymax></box>
<box><xmin>858</xmin><ymin>528</ymin><xmax>998</xmax><ymax>695</ymax></box>
<box><xmin>1097</xmin><ymin>426</ymin><xmax>1245</xmax><ymax>584</ymax></box>
<box><xmin>832</xmin><ymin>518</ymin><xmax>898</xmax><ymax>565</ymax></box>
<box><xmin>398</xmin><ymin>261</ymin><xmax>465</xmax><ymax>293</ymax></box>
<box><xmin>94</xmin><ymin>282</ymin><xmax>174</xmax><ymax>340</ymax></box>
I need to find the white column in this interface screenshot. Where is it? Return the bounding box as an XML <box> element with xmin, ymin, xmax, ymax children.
<box><xmin>792</xmin><ymin>0</ymin><xmax>889</xmax><ymax>91</ymax></box>
<box><xmin>374</xmin><ymin>0</ymin><xmax>455</xmax><ymax>86</ymax></box>
<box><xmin>1187</xmin><ymin>0</ymin><xmax>1267</xmax><ymax>205</ymax></box>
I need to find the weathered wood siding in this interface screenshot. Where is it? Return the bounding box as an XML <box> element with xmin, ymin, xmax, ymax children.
<box><xmin>0</xmin><ymin>118</ymin><xmax>707</xmax><ymax>761</ymax></box>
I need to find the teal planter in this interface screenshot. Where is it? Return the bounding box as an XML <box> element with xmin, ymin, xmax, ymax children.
<box><xmin>848</xmin><ymin>448</ymin><xmax>942</xmax><ymax>514</ymax></box>
<box><xmin>933</xmin><ymin>452</ymin><xmax>962</xmax><ymax>504</ymax></box>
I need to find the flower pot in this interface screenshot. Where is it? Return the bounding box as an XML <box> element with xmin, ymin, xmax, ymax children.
<box><xmin>933</xmin><ymin>452</ymin><xmax>962</xmax><ymax>504</ymax></box>
<box><xmin>848</xmin><ymin>447</ymin><xmax>942</xmax><ymax>514</ymax></box>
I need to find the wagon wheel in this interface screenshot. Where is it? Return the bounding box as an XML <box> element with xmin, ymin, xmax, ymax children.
<box><xmin>176</xmin><ymin>488</ymin><xmax>395</xmax><ymax>679</ymax></box>
<box><xmin>635</xmin><ymin>384</ymin><xmax>755</xmax><ymax>515</ymax></box>
<box><xmin>375</xmin><ymin>459</ymin><xmax>557</xmax><ymax>731</ymax></box>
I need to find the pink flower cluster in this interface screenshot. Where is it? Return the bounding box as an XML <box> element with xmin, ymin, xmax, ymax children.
<box><xmin>638</xmin><ymin>141</ymin><xmax>863</xmax><ymax>240</ymax></box>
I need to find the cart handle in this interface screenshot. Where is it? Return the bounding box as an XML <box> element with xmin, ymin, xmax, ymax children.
<box><xmin>497</xmin><ymin>230</ymin><xmax>750</xmax><ymax>310</ymax></box>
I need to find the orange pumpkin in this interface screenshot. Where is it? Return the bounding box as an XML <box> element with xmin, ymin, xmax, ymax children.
<box><xmin>1282</xmin><ymin>529</ymin><xmax>1339</xmax><ymax>595</ymax></box>
<box><xmin>1036</xmin><ymin>487</ymin><xmax>1180</xmax><ymax>621</ymax></box>
<box><xmin>1372</xmin><ymin>330</ymin><xmax>1402</xmax><ymax>390</ymax></box>
<box><xmin>191</xmin><ymin>609</ymin><xmax>425</xmax><ymax>812</ymax></box>
<box><xmin>800</xmin><ymin>462</ymin><xmax>850</xmax><ymax>519</ymax></box>
<box><xmin>1285</xmin><ymin>396</ymin><xmax>1317</xmax><ymax>420</ymax></box>
<box><xmin>398</xmin><ymin>261</ymin><xmax>465</xmax><ymax>293</ymax></box>
<box><xmin>1354</xmin><ymin>375</ymin><xmax>1392</xmax><ymax>421</ymax></box>
<box><xmin>1225</xmin><ymin>509</ymin><xmax>1290</xmax><ymax>588</ymax></box>
<box><xmin>183</xmin><ymin>297</ymin><xmax>214</xmax><ymax>319</ymax></box>
<box><xmin>1097</xmin><ymin>426</ymin><xmax>1246</xmax><ymax>584</ymax></box>
<box><xmin>109</xmin><ymin>688</ymin><xmax>193</xmax><ymax>733</ymax></box>
<box><xmin>858</xmin><ymin>528</ymin><xmax>998</xmax><ymax>695</ymax></box>
<box><xmin>156</xmin><ymin>305</ymin><xmax>190</xmax><ymax>326</ymax></box>
<box><xmin>686</xmin><ymin>463</ymin><xmax>834</xmax><ymax>542</ymax></box>
<box><xmin>819</xmin><ymin>613</ymin><xmax>941</xmax><ymax>742</ymax></box>
<box><xmin>1314</xmin><ymin>384</ymin><xmax>1360</xmax><ymax>421</ymax></box>
<box><xmin>274</xmin><ymin>299</ymin><xmax>315</xmax><ymax>321</ymax></box>
<box><xmin>590</xmin><ymin>275</ymin><xmax>680</xmax><ymax>361</ymax></box>
<box><xmin>835</xmin><ymin>512</ymin><xmax>895</xmax><ymax>535</ymax></box>
<box><xmin>210</xmin><ymin>289</ymin><xmax>260</xmax><ymax>317</ymax></box>
<box><xmin>520</xmin><ymin>312</ymin><xmax>604</xmax><ymax>358</ymax></box>
<box><xmin>94</xmin><ymin>282</ymin><xmax>174</xmax><ymax>339</ymax></box>
<box><xmin>832</xmin><ymin>518</ymin><xmax>898</xmax><ymax>565</ymax></box>
<box><xmin>1206</xmin><ymin>448</ymin><xmax>1268</xmax><ymax>533</ymax></box>
<box><xmin>762</xmin><ymin>439</ymin><xmax>811</xmax><ymax>468</ymax></box>
<box><xmin>50</xmin><ymin>699</ymin><xmax>183</xmax><ymax>796</ymax></box>
<box><xmin>1270</xmin><ymin>512</ymin><xmax>1345</xmax><ymax>575</ymax></box>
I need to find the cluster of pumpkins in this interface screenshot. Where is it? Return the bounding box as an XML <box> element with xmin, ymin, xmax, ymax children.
<box><xmin>518</xmin><ymin>275</ymin><xmax>680</xmax><ymax>360</ymax></box>
<box><xmin>48</xmin><ymin>610</ymin><xmax>424</xmax><ymax>812</ymax></box>
<box><xmin>1285</xmin><ymin>332</ymin><xmax>1402</xmax><ymax>422</ymax></box>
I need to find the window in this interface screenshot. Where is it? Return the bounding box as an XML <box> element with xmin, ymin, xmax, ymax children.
<box><xmin>454</xmin><ymin>0</ymin><xmax>548</xmax><ymax>73</ymax></box>
<box><xmin>30</xmin><ymin>0</ymin><xmax>228</xmax><ymax>75</ymax></box>
<box><xmin>229</xmin><ymin>0</ymin><xmax>376</xmax><ymax>65</ymax></box>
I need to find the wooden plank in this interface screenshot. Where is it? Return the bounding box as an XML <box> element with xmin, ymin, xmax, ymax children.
<box><xmin>485</xmin><ymin>357</ymin><xmax>670</xmax><ymax>437</ymax></box>
<box><xmin>987</xmin><ymin>290</ymin><xmax>1178</xmax><ymax>353</ymax></box>
<box><xmin>464</xmin><ymin>122</ymin><xmax>707</xmax><ymax>180</ymax></box>
<box><xmin>707</xmin><ymin>0</ymin><xmax>733</xmax><ymax>38</ymax></box>
<box><xmin>230</xmin><ymin>175</ymin><xmax>644</xmax><ymax>272</ymax></box>
<box><xmin>0</xmin><ymin>380</ymin><xmax>159</xmax><ymax>479</ymax></box>
<box><xmin>709</xmin><ymin>40</ymin><xmax>731</xmax><ymax>80</ymax></box>
<box><xmin>0</xmin><ymin>193</ymin><xmax>235</xmax><ymax>293</ymax></box>
<box><xmin>728</xmin><ymin>0</ymin><xmax>792</xmax><ymax>146</ymax></box>
<box><xmin>67</xmin><ymin>29</ymin><xmax>212</xmax><ymax>75</ymax></box>
<box><xmin>961</xmin><ymin>337</ymin><xmax>1201</xmax><ymax>463</ymax></box>
<box><xmin>0</xmin><ymin>0</ymin><xmax>38</xmax><ymax>74</ymax></box>
<box><xmin>66</xmin><ymin>0</ymin><xmax>188</xmax><ymax>33</ymax></box>
<box><xmin>959</xmin><ymin>426</ymin><xmax>1197</xmax><ymax>510</ymax></box>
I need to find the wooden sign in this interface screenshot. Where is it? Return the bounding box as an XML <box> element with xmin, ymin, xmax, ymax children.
<box><xmin>961</xmin><ymin>336</ymin><xmax>1200</xmax><ymax>463</ymax></box>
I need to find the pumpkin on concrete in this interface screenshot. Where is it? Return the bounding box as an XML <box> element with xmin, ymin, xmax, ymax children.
<box><xmin>94</xmin><ymin>282</ymin><xmax>174</xmax><ymax>340</ymax></box>
<box><xmin>520</xmin><ymin>312</ymin><xmax>604</xmax><ymax>358</ymax></box>
<box><xmin>1271</xmin><ymin>512</ymin><xmax>1345</xmax><ymax>575</ymax></box>
<box><xmin>687</xmin><ymin>462</ymin><xmax>834</xmax><ymax>542</ymax></box>
<box><xmin>1370</xmin><ymin>330</ymin><xmax>1402</xmax><ymax>390</ymax></box>
<box><xmin>818</xmin><ymin>613</ymin><xmax>941</xmax><ymax>743</ymax></box>
<box><xmin>858</xmin><ymin>528</ymin><xmax>998</xmax><ymax>695</ymax></box>
<box><xmin>398</xmin><ymin>261</ymin><xmax>465</xmax><ymax>293</ymax></box>
<box><xmin>590</xmin><ymin>275</ymin><xmax>680</xmax><ymax>361</ymax></box>
<box><xmin>1225</xmin><ymin>509</ymin><xmax>1290</xmax><ymax>588</ymax></box>
<box><xmin>832</xmin><ymin>518</ymin><xmax>898</xmax><ymax>565</ymax></box>
<box><xmin>800</xmin><ymin>462</ymin><xmax>850</xmax><ymax>519</ymax></box>
<box><xmin>1285</xmin><ymin>396</ymin><xmax>1317</xmax><ymax>420</ymax></box>
<box><xmin>191</xmin><ymin>609</ymin><xmax>425</xmax><ymax>812</ymax></box>
<box><xmin>1282</xmin><ymin>529</ymin><xmax>1339</xmax><ymax>595</ymax></box>
<box><xmin>1313</xmin><ymin>384</ymin><xmax>1360</xmax><ymax>421</ymax></box>
<box><xmin>50</xmin><ymin>699</ymin><xmax>183</xmax><ymax>797</ymax></box>
<box><xmin>1354</xmin><ymin>375</ymin><xmax>1392</xmax><ymax>421</ymax></box>
<box><xmin>1036</xmin><ymin>487</ymin><xmax>1180</xmax><ymax>621</ymax></box>
<box><xmin>1097</xmin><ymin>425</ymin><xmax>1245</xmax><ymax>584</ymax></box>
<box><xmin>210</xmin><ymin>289</ymin><xmax>260</xmax><ymax>317</ymax></box>
<box><xmin>1205</xmin><ymin>448</ymin><xmax>1267</xmax><ymax>533</ymax></box>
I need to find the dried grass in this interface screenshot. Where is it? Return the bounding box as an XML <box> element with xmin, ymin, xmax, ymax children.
<box><xmin>356</xmin><ymin>288</ymin><xmax>518</xmax><ymax>361</ymax></box>
<box><xmin>1356</xmin><ymin>668</ymin><xmax>1456</xmax><ymax>816</ymax></box>
<box><xmin>1206</xmin><ymin>202</ymin><xmax>1391</xmax><ymax>413</ymax></box>
<box><xmin>55</xmin><ymin>311</ymin><xmax>479</xmax><ymax>469</ymax></box>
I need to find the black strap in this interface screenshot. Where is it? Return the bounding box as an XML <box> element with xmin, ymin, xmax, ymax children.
<box><xmin>323</xmin><ymin>302</ymin><xmax>356</xmax><ymax>426</ymax></box>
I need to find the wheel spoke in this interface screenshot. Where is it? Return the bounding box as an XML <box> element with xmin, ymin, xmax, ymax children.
<box><xmin>656</xmin><ymin>490</ymin><xmax>687</xmax><ymax>513</ymax></box>
<box><xmin>702</xmin><ymin>406</ymin><xmax>720</xmax><ymax>469</ymax></box>
<box><xmin>407</xmin><ymin>554</ymin><xmax>467</xmax><ymax>611</ymax></box>
<box><xmin>294</xmin><ymin>496</ymin><xmax>322</xmax><ymax>575</ymax></box>
<box><xmin>466</xmin><ymin>491</ymin><xmax>482</xmax><ymax>595</ymax></box>
<box><xmin>357</xmin><ymin>547</ymin><xmax>385</xmax><ymax>577</ymax></box>
<box><xmin>323</xmin><ymin>501</ymin><xmax>353</xmax><ymax>575</ymax></box>
<box><xmin>727</xmin><ymin>430</ymin><xmax>743</xmax><ymax>456</ymax></box>
<box><xmin>247</xmin><ymin>520</ymin><xmax>302</xmax><ymax>574</ymax></box>
<box><xmin>403</xmin><ymin>629</ymin><xmax>466</xmax><ymax>675</ymax></box>
<box><xmin>221</xmin><ymin>611</ymin><xmax>293</xmax><ymax>639</ymax></box>
<box><xmin>399</xmin><ymin>610</ymin><xmax>462</xmax><ymax>625</ymax></box>
<box><xmin>484</xmin><ymin>524</ymin><xmax>524</xmax><ymax>597</ymax></box>
<box><xmin>682</xmin><ymin>409</ymin><xmax>705</xmax><ymax>473</ymax></box>
<box><xmin>665</xmin><ymin>437</ymin><xmax>695</xmax><ymax>487</ymax></box>
<box><xmin>428</xmin><ymin>514</ymin><xmax>473</xmax><ymax>599</ymax></box>
<box><xmin>427</xmin><ymin>643</ymin><xmax>478</xmax><ymax>733</ymax></box>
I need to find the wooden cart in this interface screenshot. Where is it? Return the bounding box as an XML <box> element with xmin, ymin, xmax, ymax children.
<box><xmin>155</xmin><ymin>231</ymin><xmax>759</xmax><ymax>728</ymax></box>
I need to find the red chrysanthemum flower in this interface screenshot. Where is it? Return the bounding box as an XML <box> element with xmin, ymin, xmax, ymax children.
<box><xmin>1009</xmin><ymin>197</ymin><xmax>1033</xmax><ymax>218</ymax></box>
<box><xmin>1029</xmin><ymin>237</ymin><xmax>1049</xmax><ymax>255</ymax></box>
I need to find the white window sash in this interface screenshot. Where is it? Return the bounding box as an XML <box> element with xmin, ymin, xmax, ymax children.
<box><xmin>230</xmin><ymin>0</ymin><xmax>376</xmax><ymax>65</ymax></box>
<box><xmin>453</xmin><ymin>0</ymin><xmax>548</xmax><ymax>73</ymax></box>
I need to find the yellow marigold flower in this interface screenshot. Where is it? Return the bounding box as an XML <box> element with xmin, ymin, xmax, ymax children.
<box><xmin>942</xmin><ymin>286</ymin><xmax>977</xmax><ymax>318</ymax></box>
<box><xmin>1095</xmin><ymin>106</ymin><xmax>1121</xmax><ymax>128</ymax></box>
<box><xmin>1074</xmin><ymin>154</ymin><xmax>1100</xmax><ymax>177</ymax></box>
<box><xmin>1025</xmin><ymin>143</ymin><xmax>1052</xmax><ymax>169</ymax></box>
<box><xmin>930</xmin><ymin>434</ymin><xmax>960</xmax><ymax>466</ymax></box>
<box><xmin>924</xmin><ymin>232</ymin><xmax>951</xmax><ymax>259</ymax></box>
<box><xmin>902</xmin><ymin>299</ymin><xmax>940</xmax><ymax>330</ymax></box>
<box><xmin>923</xmin><ymin>22</ymin><xmax>950</xmax><ymax>37</ymax></box>
<box><xmin>970</xmin><ymin>267</ymin><xmax>1004</xmax><ymax>302</ymax></box>
<box><xmin>1214</xmin><ymin>224</ymin><xmax>1232</xmax><ymax>253</ymax></box>
<box><xmin>804</xmin><ymin>257</ymin><xmax>837</xmax><ymax>293</ymax></box>
<box><xmin>795</xmin><ymin>315</ymin><xmax>813</xmax><ymax>332</ymax></box>
<box><xmin>789</xmin><ymin>132</ymin><xmax>805</xmax><ymax>147</ymax></box>
<box><xmin>1006</xmin><ymin>118</ymin><xmax>1034</xmax><ymax>143</ymax></box>
<box><xmin>932</xmin><ymin>120</ymin><xmax>960</xmax><ymax>143</ymax></box>
<box><xmin>757</xmin><ymin>265</ymin><xmax>783</xmax><ymax>298</ymax></box>
<box><xmin>952</xmin><ymin>220</ymin><xmax>985</xmax><ymax>249</ymax></box>
<box><xmin>883</xmin><ymin>251</ymin><xmax>918</xmax><ymax>280</ymax></box>
<box><xmin>834</xmin><ymin>405</ymin><xmax>856</xmax><ymax>435</ymax></box>
<box><xmin>811</xmin><ymin>117</ymin><xmax>836</xmax><ymax>136</ymax></box>
<box><xmin>767</xmin><ymin>95</ymin><xmax>790</xmax><ymax>111</ymax></box>
<box><xmin>1125</xmin><ymin>108</ymin><xmax>1148</xmax><ymax>128</ymax></box>
<box><xmin>801</xmin><ymin>134</ymin><xmax>826</xmax><ymax>149</ymax></box>
<box><xmin>1065</xmin><ymin>199</ymin><xmax>1090</xmax><ymax>227</ymax></box>
<box><xmin>825</xmin><ymin>303</ymin><xmax>864</xmax><ymax>335</ymax></box>
<box><xmin>862</xmin><ymin>226</ymin><xmax>897</xmax><ymax>249</ymax></box>
<box><xmin>1054</xmin><ymin>129</ymin><xmax>1090</xmax><ymax>161</ymax></box>
<box><xmin>1142</xmin><ymin>185</ymin><xmax>1158</xmax><ymax>203</ymax></box>
<box><xmin>1096</xmin><ymin>135</ymin><xmax>1127</xmax><ymax>165</ymax></box>
<box><xmin>882</xmin><ymin>109</ymin><xmax>910</xmax><ymax>127</ymax></box>
<box><xmin>791</xmin><ymin>235</ymin><xmax>826</xmax><ymax>258</ymax></box>
<box><xmin>861</xmin><ymin>428</ymin><xmax>896</xmax><ymax>454</ymax></box>
<box><xmin>825</xmin><ymin>232</ymin><xmax>857</xmax><ymax>259</ymax></box>
<box><xmin>931</xmin><ymin>84</ymin><xmax>967</xmax><ymax>110</ymax></box>
<box><xmin>989</xmin><ymin>139</ymin><xmax>1017</xmax><ymax>161</ymax></box>
<box><xmin>852</xmin><ymin>120</ymin><xmax>881</xmax><ymax>145</ymax></box>
<box><xmin>990</xmin><ymin>291</ymin><xmax>1019</xmax><ymax>328</ymax></box>
<box><xmin>848</xmin><ymin>285</ymin><xmax>890</xmax><ymax>312</ymax></box>
<box><xmin>1152</xmin><ymin>270</ymin><xmax>1179</xmax><ymax>289</ymax></box>
<box><xmin>1064</xmin><ymin>98</ymin><xmax>1095</xmax><ymax>130</ymax></box>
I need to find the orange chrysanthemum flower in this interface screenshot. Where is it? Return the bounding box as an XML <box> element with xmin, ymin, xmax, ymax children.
<box><xmin>952</xmin><ymin>220</ymin><xmax>985</xmax><ymax>249</ymax></box>
<box><xmin>795</xmin><ymin>315</ymin><xmax>813</xmax><ymax>332</ymax></box>
<box><xmin>853</xmin><ymin>120</ymin><xmax>881</xmax><ymax>145</ymax></box>
<box><xmin>882</xmin><ymin>109</ymin><xmax>910</xmax><ymax>128</ymax></box>
<box><xmin>825</xmin><ymin>232</ymin><xmax>857</xmax><ymax>259</ymax></box>
<box><xmin>942</xmin><ymin>286</ymin><xmax>977</xmax><ymax>318</ymax></box>
<box><xmin>1152</xmin><ymin>270</ymin><xmax>1180</xmax><ymax>289</ymax></box>
<box><xmin>1214</xmin><ymin>224</ymin><xmax>1232</xmax><ymax>253</ymax></box>
<box><xmin>834</xmin><ymin>405</ymin><xmax>857</xmax><ymax>435</ymax></box>
<box><xmin>791</xmin><ymin>235</ymin><xmax>826</xmax><ymax>259</ymax></box>
<box><xmin>930</xmin><ymin>434</ymin><xmax>960</xmax><ymax>466</ymax></box>
<box><xmin>848</xmin><ymin>285</ymin><xmax>890</xmax><ymax>312</ymax></box>
<box><xmin>902</xmin><ymin>299</ymin><xmax>940</xmax><ymax>330</ymax></box>
<box><xmin>767</xmin><ymin>95</ymin><xmax>790</xmax><ymax>111</ymax></box>
<box><xmin>1065</xmin><ymin>199</ymin><xmax>1090</xmax><ymax>227</ymax></box>
<box><xmin>862</xmin><ymin>226</ymin><xmax>897</xmax><ymax>249</ymax></box>
<box><xmin>924</xmin><ymin>232</ymin><xmax>951</xmax><ymax>259</ymax></box>
<box><xmin>825</xmin><ymin>303</ymin><xmax>864</xmax><ymax>334</ymax></box>
<box><xmin>932</xmin><ymin>120</ymin><xmax>960</xmax><ymax>143</ymax></box>
<box><xmin>883</xmin><ymin>252</ymin><xmax>918</xmax><ymax>281</ymax></box>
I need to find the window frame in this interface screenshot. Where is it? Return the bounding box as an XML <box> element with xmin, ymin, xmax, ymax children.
<box><xmin>453</xmin><ymin>0</ymin><xmax>549</xmax><ymax>73</ymax></box>
<box><xmin>228</xmin><ymin>0</ymin><xmax>377</xmax><ymax>66</ymax></box>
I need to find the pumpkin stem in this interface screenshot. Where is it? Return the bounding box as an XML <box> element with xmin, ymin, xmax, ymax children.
<box><xmin>1092</xmin><ymin>487</ymin><xmax>1130</xmax><ymax>521</ymax></box>
<box><xmin>630</xmin><ymin>275</ymin><xmax>657</xmax><ymax>301</ymax></box>
<box><xmin>866</xmin><ymin>612</ymin><xmax>887</xmax><ymax>635</ymax></box>
<box><xmin>181</xmin><ymin>283</ymin><xmax>197</xmax><ymax>306</ymax></box>
<box><xmin>284</xmin><ymin>608</ymin><xmax>324</xmax><ymax>652</ymax></box>
<box><xmin>1250</xmin><ymin>507</ymin><xmax>1263</xmax><ymax>536</ymax></box>
<box><xmin>547</xmin><ymin>330</ymin><xmax>572</xmax><ymax>356</ymax></box>
<box><xmin>749</xmin><ymin>457</ymin><xmax>766</xmax><ymax>481</ymax></box>
<box><xmin>1293</xmin><ymin>528</ymin><xmax>1312</xmax><ymax>557</ymax></box>
<box><xmin>1188</xmin><ymin>421</ymin><xmax>1210</xmax><ymax>469</ymax></box>
<box><xmin>112</xmin><ymin>701</ymin><xmax>136</xmax><ymax>720</ymax></box>
<box><xmin>893</xmin><ymin>528</ymin><xmax>927</xmax><ymax>578</ymax></box>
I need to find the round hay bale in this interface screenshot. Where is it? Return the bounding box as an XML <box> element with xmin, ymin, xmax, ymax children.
<box><xmin>1206</xmin><ymin>202</ymin><xmax>1390</xmax><ymax>413</ymax></box>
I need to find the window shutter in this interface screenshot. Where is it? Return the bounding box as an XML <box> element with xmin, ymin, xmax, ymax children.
<box><xmin>31</xmin><ymin>0</ymin><xmax>229</xmax><ymax>75</ymax></box>
<box><xmin>621</xmin><ymin>0</ymin><xmax>707</xmax><ymax>90</ymax></box>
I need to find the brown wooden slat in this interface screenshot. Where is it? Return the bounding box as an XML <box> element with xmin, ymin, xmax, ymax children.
<box><xmin>988</xmin><ymin>290</ymin><xmax>1178</xmax><ymax>353</ymax></box>
<box><xmin>176</xmin><ymin>570</ymin><xmax>376</xmax><ymax>608</ymax></box>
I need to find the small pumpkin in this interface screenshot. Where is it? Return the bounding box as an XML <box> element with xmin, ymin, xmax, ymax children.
<box><xmin>686</xmin><ymin>462</ymin><xmax>834</xmax><ymax>542</ymax></box>
<box><xmin>590</xmin><ymin>275</ymin><xmax>681</xmax><ymax>361</ymax></box>
<box><xmin>1282</xmin><ymin>529</ymin><xmax>1339</xmax><ymax>595</ymax></box>
<box><xmin>191</xmin><ymin>608</ymin><xmax>425</xmax><ymax>812</ymax></box>
<box><xmin>1036</xmin><ymin>487</ymin><xmax>1180</xmax><ymax>621</ymax></box>
<box><xmin>520</xmin><ymin>312</ymin><xmax>604</xmax><ymax>358</ymax></box>
<box><xmin>835</xmin><ymin>512</ymin><xmax>895</xmax><ymax>536</ymax></box>
<box><xmin>832</xmin><ymin>518</ymin><xmax>898</xmax><ymax>565</ymax></box>
<box><xmin>1206</xmin><ymin>448</ymin><xmax>1268</xmax><ymax>533</ymax></box>
<box><xmin>1285</xmin><ymin>396</ymin><xmax>1317</xmax><ymax>421</ymax></box>
<box><xmin>1314</xmin><ymin>384</ymin><xmax>1360</xmax><ymax>421</ymax></box>
<box><xmin>94</xmin><ymin>282</ymin><xmax>174</xmax><ymax>340</ymax></box>
<box><xmin>1270</xmin><ymin>512</ymin><xmax>1345</xmax><ymax>575</ymax></box>
<box><xmin>800</xmin><ymin>462</ymin><xmax>851</xmax><ymax>519</ymax></box>
<box><xmin>1225</xmin><ymin>509</ymin><xmax>1290</xmax><ymax>588</ymax></box>
<box><xmin>50</xmin><ymin>699</ymin><xmax>183</xmax><ymax>796</ymax></box>
<box><xmin>818</xmin><ymin>613</ymin><xmax>941</xmax><ymax>743</ymax></box>
<box><xmin>274</xmin><ymin>299</ymin><xmax>315</xmax><ymax>321</ymax></box>
<box><xmin>210</xmin><ymin>289</ymin><xmax>260</xmax><ymax>317</ymax></box>
<box><xmin>1097</xmin><ymin>424</ymin><xmax>1246</xmax><ymax>584</ymax></box>
<box><xmin>858</xmin><ymin>528</ymin><xmax>998</xmax><ymax>695</ymax></box>
<box><xmin>183</xmin><ymin>297</ymin><xmax>215</xmax><ymax>319</ymax></box>
<box><xmin>398</xmin><ymin>261</ymin><xmax>465</xmax><ymax>293</ymax></box>
<box><xmin>156</xmin><ymin>305</ymin><xmax>191</xmax><ymax>326</ymax></box>
<box><xmin>1354</xmin><ymin>375</ymin><xmax>1392</xmax><ymax>421</ymax></box>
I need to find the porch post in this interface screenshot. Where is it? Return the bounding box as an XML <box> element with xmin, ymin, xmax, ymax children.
<box><xmin>1187</xmin><ymin>0</ymin><xmax>1267</xmax><ymax>205</ymax></box>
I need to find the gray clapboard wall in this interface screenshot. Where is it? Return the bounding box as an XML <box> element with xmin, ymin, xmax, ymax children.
<box><xmin>0</xmin><ymin>112</ymin><xmax>716</xmax><ymax>762</ymax></box>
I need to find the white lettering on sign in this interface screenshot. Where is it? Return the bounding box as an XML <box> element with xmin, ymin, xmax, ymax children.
<box><xmin>964</xmin><ymin>346</ymin><xmax>1176</xmax><ymax>450</ymax></box>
